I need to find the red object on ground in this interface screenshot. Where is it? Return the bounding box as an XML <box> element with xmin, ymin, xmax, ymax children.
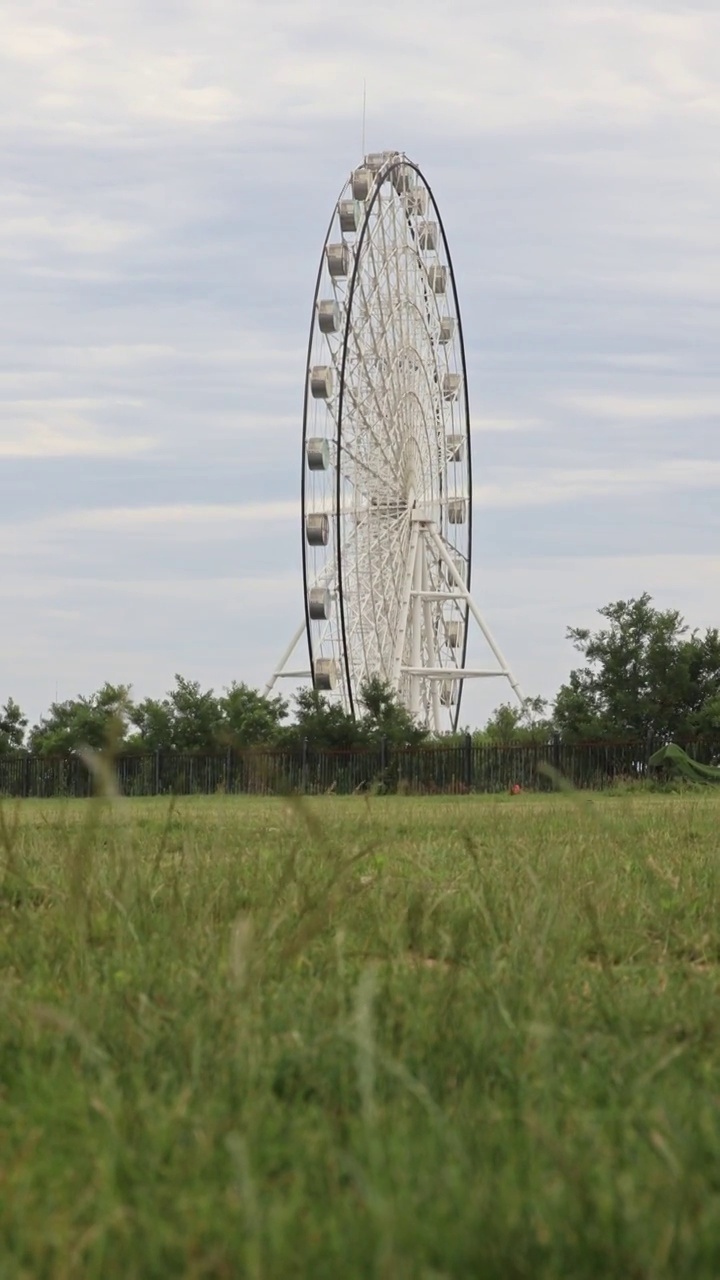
<box><xmin>510</xmin><ymin>783</ymin><xmax>522</xmax><ymax>795</ymax></box>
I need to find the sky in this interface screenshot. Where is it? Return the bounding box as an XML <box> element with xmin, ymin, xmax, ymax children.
<box><xmin>1</xmin><ymin>0</ymin><xmax>719</xmax><ymax>729</ymax></box>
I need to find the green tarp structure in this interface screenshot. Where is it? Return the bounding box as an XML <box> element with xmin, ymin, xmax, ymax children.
<box><xmin>648</xmin><ymin>743</ymin><xmax>720</xmax><ymax>784</ymax></box>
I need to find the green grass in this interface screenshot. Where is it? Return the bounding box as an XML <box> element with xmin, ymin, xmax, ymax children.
<box><xmin>1</xmin><ymin>791</ymin><xmax>720</xmax><ymax>1278</ymax></box>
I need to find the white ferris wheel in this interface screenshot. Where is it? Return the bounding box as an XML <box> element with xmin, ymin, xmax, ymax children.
<box><xmin>267</xmin><ymin>150</ymin><xmax>522</xmax><ymax>733</ymax></box>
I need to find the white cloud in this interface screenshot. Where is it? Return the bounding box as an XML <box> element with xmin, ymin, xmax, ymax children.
<box><xmin>559</xmin><ymin>394</ymin><xmax>720</xmax><ymax>421</ymax></box>
<box><xmin>471</xmin><ymin>416</ymin><xmax>542</xmax><ymax>434</ymax></box>
<box><xmin>64</xmin><ymin>500</ymin><xmax>298</xmax><ymax>532</ymax></box>
<box><xmin>0</xmin><ymin>206</ymin><xmax>141</xmax><ymax>258</ymax></box>
<box><xmin>478</xmin><ymin>458</ymin><xmax>720</xmax><ymax>508</ymax></box>
<box><xmin>0</xmin><ymin>398</ymin><xmax>153</xmax><ymax>458</ymax></box>
<box><xmin>0</xmin><ymin>570</ymin><xmax>299</xmax><ymax>605</ymax></box>
<box><xmin>0</xmin><ymin>430</ymin><xmax>151</xmax><ymax>459</ymax></box>
<box><xmin>0</xmin><ymin>500</ymin><xmax>299</xmax><ymax>543</ymax></box>
<box><xmin>2</xmin><ymin>0</ymin><xmax>720</xmax><ymax>140</ymax></box>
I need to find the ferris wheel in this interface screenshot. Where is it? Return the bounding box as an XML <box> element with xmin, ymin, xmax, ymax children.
<box><xmin>267</xmin><ymin>150</ymin><xmax>522</xmax><ymax>732</ymax></box>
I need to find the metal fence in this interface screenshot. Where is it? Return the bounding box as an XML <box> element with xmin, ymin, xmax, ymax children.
<box><xmin>0</xmin><ymin>736</ymin><xmax>718</xmax><ymax>798</ymax></box>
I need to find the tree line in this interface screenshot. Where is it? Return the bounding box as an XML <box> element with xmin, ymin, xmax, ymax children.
<box><xmin>2</xmin><ymin>595</ymin><xmax>719</xmax><ymax>756</ymax></box>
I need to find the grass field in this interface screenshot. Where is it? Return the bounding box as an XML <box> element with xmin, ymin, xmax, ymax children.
<box><xmin>1</xmin><ymin>791</ymin><xmax>720</xmax><ymax>1278</ymax></box>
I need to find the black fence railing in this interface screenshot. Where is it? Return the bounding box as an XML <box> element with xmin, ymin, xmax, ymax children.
<box><xmin>0</xmin><ymin>736</ymin><xmax>719</xmax><ymax>798</ymax></box>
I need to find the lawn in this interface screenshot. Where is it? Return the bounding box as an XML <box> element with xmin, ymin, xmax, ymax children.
<box><xmin>1</xmin><ymin>792</ymin><xmax>719</xmax><ymax>1278</ymax></box>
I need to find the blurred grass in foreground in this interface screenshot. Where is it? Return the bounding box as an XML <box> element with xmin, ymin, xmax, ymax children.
<box><xmin>1</xmin><ymin>792</ymin><xmax>720</xmax><ymax>1278</ymax></box>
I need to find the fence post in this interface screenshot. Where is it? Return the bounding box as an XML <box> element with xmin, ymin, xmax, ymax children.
<box><xmin>380</xmin><ymin>735</ymin><xmax>387</xmax><ymax>783</ymax></box>
<box><xmin>301</xmin><ymin>737</ymin><xmax>308</xmax><ymax>794</ymax></box>
<box><xmin>464</xmin><ymin>733</ymin><xmax>473</xmax><ymax>791</ymax></box>
<box><xmin>552</xmin><ymin>732</ymin><xmax>562</xmax><ymax>786</ymax></box>
<box><xmin>154</xmin><ymin>750</ymin><xmax>161</xmax><ymax>796</ymax></box>
<box><xmin>645</xmin><ymin>731</ymin><xmax>654</xmax><ymax>777</ymax></box>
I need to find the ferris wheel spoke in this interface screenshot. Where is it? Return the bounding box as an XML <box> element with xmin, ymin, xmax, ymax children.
<box><xmin>357</xmin><ymin>227</ymin><xmax>394</xmax><ymax>356</ymax></box>
<box><xmin>343</xmin><ymin>269</ymin><xmax>401</xmax><ymax>429</ymax></box>
<box><xmin>343</xmin><ymin>513</ymin><xmax>409</xmax><ymax>682</ymax></box>
<box><xmin>346</xmin><ymin>275</ymin><xmax>406</xmax><ymax>459</ymax></box>
<box><xmin>340</xmin><ymin>441</ymin><xmax>392</xmax><ymax>497</ymax></box>
<box><xmin>340</xmin><ymin>391</ymin><xmax>398</xmax><ymax>484</ymax></box>
<box><xmin>364</xmin><ymin>219</ymin><xmax>407</xmax><ymax>405</ymax></box>
<box><xmin>369</xmin><ymin>518</ymin><xmax>411</xmax><ymax>674</ymax></box>
<box><xmin>342</xmin><ymin>351</ymin><xmax>398</xmax><ymax>468</ymax></box>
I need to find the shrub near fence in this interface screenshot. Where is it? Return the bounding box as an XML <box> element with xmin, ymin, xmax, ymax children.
<box><xmin>1</xmin><ymin>735</ymin><xmax>719</xmax><ymax>799</ymax></box>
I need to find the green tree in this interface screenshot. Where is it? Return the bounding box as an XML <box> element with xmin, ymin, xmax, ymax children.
<box><xmin>0</xmin><ymin>698</ymin><xmax>28</xmax><ymax>753</ymax></box>
<box><xmin>553</xmin><ymin>594</ymin><xmax>720</xmax><ymax>741</ymax></box>
<box><xmin>219</xmin><ymin>683</ymin><xmax>288</xmax><ymax>747</ymax></box>
<box><xmin>128</xmin><ymin>676</ymin><xmax>221</xmax><ymax>753</ymax></box>
<box><xmin>357</xmin><ymin>675</ymin><xmax>427</xmax><ymax>746</ymax></box>
<box><xmin>126</xmin><ymin>696</ymin><xmax>175</xmax><ymax>753</ymax></box>
<box><xmin>166</xmin><ymin>676</ymin><xmax>222</xmax><ymax>752</ymax></box>
<box><xmin>475</xmin><ymin>695</ymin><xmax>551</xmax><ymax>745</ymax></box>
<box><xmin>283</xmin><ymin>678</ymin><xmax>431</xmax><ymax>750</ymax></box>
<box><xmin>284</xmin><ymin>688</ymin><xmax>366</xmax><ymax>751</ymax></box>
<box><xmin>127</xmin><ymin>678</ymin><xmax>288</xmax><ymax>752</ymax></box>
<box><xmin>28</xmin><ymin>684</ymin><xmax>133</xmax><ymax>755</ymax></box>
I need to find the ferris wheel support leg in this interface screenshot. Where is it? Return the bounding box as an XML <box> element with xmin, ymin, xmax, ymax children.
<box><xmin>264</xmin><ymin>619</ymin><xmax>308</xmax><ymax>695</ymax></box>
<box><xmin>421</xmin><ymin>539</ymin><xmax>443</xmax><ymax>733</ymax></box>
<box><xmin>391</xmin><ymin>522</ymin><xmax>420</xmax><ymax>691</ymax></box>
<box><xmin>427</xmin><ymin>526</ymin><xmax>525</xmax><ymax>708</ymax></box>
<box><xmin>410</xmin><ymin>531</ymin><xmax>424</xmax><ymax>718</ymax></box>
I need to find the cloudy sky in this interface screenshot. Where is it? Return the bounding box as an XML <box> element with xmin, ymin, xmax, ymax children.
<box><xmin>2</xmin><ymin>0</ymin><xmax>719</xmax><ymax>728</ymax></box>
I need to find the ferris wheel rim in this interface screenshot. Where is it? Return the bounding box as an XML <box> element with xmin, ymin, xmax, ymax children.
<box><xmin>300</xmin><ymin>195</ymin><xmax>340</xmax><ymax>692</ymax></box>
<box><xmin>301</xmin><ymin>152</ymin><xmax>474</xmax><ymax>730</ymax></box>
